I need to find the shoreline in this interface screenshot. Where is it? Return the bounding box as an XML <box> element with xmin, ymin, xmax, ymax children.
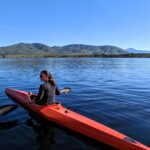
<box><xmin>1</xmin><ymin>53</ymin><xmax>150</xmax><ymax>58</ymax></box>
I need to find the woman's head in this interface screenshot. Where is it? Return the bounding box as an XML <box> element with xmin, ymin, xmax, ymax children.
<box><xmin>40</xmin><ymin>70</ymin><xmax>55</xmax><ymax>86</ymax></box>
<box><xmin>40</xmin><ymin>70</ymin><xmax>50</xmax><ymax>82</ymax></box>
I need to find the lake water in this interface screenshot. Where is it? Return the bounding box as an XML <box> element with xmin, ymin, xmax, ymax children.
<box><xmin>0</xmin><ymin>58</ymin><xmax>150</xmax><ymax>150</ymax></box>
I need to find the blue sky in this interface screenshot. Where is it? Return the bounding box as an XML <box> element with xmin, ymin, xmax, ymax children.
<box><xmin>0</xmin><ymin>0</ymin><xmax>150</xmax><ymax>49</ymax></box>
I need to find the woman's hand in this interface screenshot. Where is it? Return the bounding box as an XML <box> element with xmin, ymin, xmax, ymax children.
<box><xmin>29</xmin><ymin>94</ymin><xmax>37</xmax><ymax>102</ymax></box>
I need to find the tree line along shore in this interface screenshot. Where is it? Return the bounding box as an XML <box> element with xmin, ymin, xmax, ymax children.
<box><xmin>1</xmin><ymin>53</ymin><xmax>150</xmax><ymax>58</ymax></box>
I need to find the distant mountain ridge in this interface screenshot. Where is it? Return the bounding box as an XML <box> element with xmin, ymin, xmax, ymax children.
<box><xmin>126</xmin><ymin>48</ymin><xmax>150</xmax><ymax>53</ymax></box>
<box><xmin>0</xmin><ymin>43</ymin><xmax>128</xmax><ymax>55</ymax></box>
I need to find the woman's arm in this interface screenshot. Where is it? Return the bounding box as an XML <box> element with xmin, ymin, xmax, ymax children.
<box><xmin>55</xmin><ymin>86</ymin><xmax>60</xmax><ymax>95</ymax></box>
<box><xmin>35</xmin><ymin>84</ymin><xmax>45</xmax><ymax>104</ymax></box>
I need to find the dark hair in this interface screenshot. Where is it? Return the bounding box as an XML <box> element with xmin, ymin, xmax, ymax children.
<box><xmin>40</xmin><ymin>70</ymin><xmax>56</xmax><ymax>86</ymax></box>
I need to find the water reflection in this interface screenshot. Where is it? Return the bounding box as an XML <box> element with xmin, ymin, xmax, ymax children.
<box><xmin>0</xmin><ymin>120</ymin><xmax>18</xmax><ymax>130</ymax></box>
<box><xmin>25</xmin><ymin>112</ymin><xmax>56</xmax><ymax>150</ymax></box>
<box><xmin>25</xmin><ymin>111</ymin><xmax>117</xmax><ymax>150</ymax></box>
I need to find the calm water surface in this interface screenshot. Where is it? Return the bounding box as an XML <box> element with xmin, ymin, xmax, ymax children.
<box><xmin>0</xmin><ymin>58</ymin><xmax>150</xmax><ymax>150</ymax></box>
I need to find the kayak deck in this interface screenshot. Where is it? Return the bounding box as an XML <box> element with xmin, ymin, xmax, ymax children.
<box><xmin>5</xmin><ymin>88</ymin><xmax>150</xmax><ymax>150</ymax></box>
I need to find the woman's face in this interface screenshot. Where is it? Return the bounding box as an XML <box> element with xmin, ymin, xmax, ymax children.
<box><xmin>40</xmin><ymin>73</ymin><xmax>49</xmax><ymax>82</ymax></box>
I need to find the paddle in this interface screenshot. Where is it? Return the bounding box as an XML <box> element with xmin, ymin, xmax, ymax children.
<box><xmin>0</xmin><ymin>104</ymin><xmax>18</xmax><ymax>116</ymax></box>
<box><xmin>59</xmin><ymin>87</ymin><xmax>71</xmax><ymax>94</ymax></box>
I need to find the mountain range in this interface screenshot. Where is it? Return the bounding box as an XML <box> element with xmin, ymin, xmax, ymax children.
<box><xmin>0</xmin><ymin>43</ymin><xmax>149</xmax><ymax>55</ymax></box>
<box><xmin>0</xmin><ymin>43</ymin><xmax>127</xmax><ymax>55</ymax></box>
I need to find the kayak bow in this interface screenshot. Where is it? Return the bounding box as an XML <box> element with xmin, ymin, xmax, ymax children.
<box><xmin>5</xmin><ymin>88</ymin><xmax>150</xmax><ymax>150</ymax></box>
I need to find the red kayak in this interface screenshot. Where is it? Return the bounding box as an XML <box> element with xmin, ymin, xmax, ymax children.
<box><xmin>5</xmin><ymin>88</ymin><xmax>150</xmax><ymax>150</ymax></box>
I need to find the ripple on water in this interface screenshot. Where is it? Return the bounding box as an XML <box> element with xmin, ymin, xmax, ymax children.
<box><xmin>0</xmin><ymin>58</ymin><xmax>150</xmax><ymax>149</ymax></box>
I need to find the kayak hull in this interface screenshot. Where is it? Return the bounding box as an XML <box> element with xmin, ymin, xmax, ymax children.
<box><xmin>5</xmin><ymin>88</ymin><xmax>150</xmax><ymax>150</ymax></box>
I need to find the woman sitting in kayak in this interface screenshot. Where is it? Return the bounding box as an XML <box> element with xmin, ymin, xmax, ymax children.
<box><xmin>32</xmin><ymin>70</ymin><xmax>60</xmax><ymax>105</ymax></box>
